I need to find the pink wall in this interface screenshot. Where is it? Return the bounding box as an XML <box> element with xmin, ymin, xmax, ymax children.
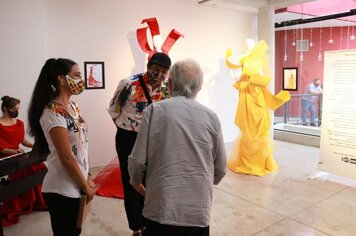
<box><xmin>275</xmin><ymin>26</ymin><xmax>356</xmax><ymax>117</ymax></box>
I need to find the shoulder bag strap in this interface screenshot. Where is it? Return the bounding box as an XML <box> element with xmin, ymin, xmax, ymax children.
<box><xmin>138</xmin><ymin>74</ymin><xmax>153</xmax><ymax>104</ymax></box>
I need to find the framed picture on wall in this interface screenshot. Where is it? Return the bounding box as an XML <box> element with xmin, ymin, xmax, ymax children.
<box><xmin>84</xmin><ymin>61</ymin><xmax>105</xmax><ymax>89</ymax></box>
<box><xmin>282</xmin><ymin>67</ymin><xmax>298</xmax><ymax>91</ymax></box>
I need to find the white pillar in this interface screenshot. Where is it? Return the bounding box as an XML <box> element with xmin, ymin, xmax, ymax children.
<box><xmin>258</xmin><ymin>6</ymin><xmax>276</xmax><ymax>137</ymax></box>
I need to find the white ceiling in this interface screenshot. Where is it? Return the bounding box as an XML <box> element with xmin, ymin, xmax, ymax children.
<box><xmin>178</xmin><ymin>0</ymin><xmax>314</xmax><ymax>11</ymax></box>
<box><xmin>177</xmin><ymin>0</ymin><xmax>356</xmax><ymax>29</ymax></box>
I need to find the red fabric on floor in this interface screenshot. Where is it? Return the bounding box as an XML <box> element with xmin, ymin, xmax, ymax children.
<box><xmin>93</xmin><ymin>158</ymin><xmax>124</xmax><ymax>199</ymax></box>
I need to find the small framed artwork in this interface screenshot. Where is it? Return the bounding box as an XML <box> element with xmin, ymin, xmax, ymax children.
<box><xmin>283</xmin><ymin>67</ymin><xmax>298</xmax><ymax>91</ymax></box>
<box><xmin>84</xmin><ymin>61</ymin><xmax>105</xmax><ymax>89</ymax></box>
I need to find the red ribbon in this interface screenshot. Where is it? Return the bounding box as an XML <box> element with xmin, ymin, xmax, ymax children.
<box><xmin>136</xmin><ymin>17</ymin><xmax>184</xmax><ymax>60</ymax></box>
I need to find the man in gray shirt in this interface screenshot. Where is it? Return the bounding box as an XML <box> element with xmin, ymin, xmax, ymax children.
<box><xmin>128</xmin><ymin>59</ymin><xmax>227</xmax><ymax>236</ymax></box>
<box><xmin>301</xmin><ymin>78</ymin><xmax>323</xmax><ymax>126</ymax></box>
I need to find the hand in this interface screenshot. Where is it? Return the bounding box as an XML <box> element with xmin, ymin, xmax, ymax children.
<box><xmin>133</xmin><ymin>184</ymin><xmax>146</xmax><ymax>197</ymax></box>
<box><xmin>87</xmin><ymin>175</ymin><xmax>97</xmax><ymax>191</ymax></box>
<box><xmin>16</xmin><ymin>148</ymin><xmax>25</xmax><ymax>154</ymax></box>
<box><xmin>83</xmin><ymin>185</ymin><xmax>95</xmax><ymax>204</ymax></box>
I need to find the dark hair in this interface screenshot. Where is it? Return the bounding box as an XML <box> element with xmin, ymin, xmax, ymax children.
<box><xmin>28</xmin><ymin>58</ymin><xmax>77</xmax><ymax>157</ymax></box>
<box><xmin>1</xmin><ymin>96</ymin><xmax>20</xmax><ymax>112</ymax></box>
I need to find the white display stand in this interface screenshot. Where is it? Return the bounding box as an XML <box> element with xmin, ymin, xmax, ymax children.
<box><xmin>319</xmin><ymin>50</ymin><xmax>356</xmax><ymax>180</ymax></box>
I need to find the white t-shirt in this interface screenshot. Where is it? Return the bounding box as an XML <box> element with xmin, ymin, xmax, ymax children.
<box><xmin>40</xmin><ymin>101</ymin><xmax>89</xmax><ymax>198</ymax></box>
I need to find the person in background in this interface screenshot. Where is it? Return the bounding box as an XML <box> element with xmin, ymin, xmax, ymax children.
<box><xmin>0</xmin><ymin>95</ymin><xmax>47</xmax><ymax>226</ymax></box>
<box><xmin>0</xmin><ymin>96</ymin><xmax>33</xmax><ymax>156</ymax></box>
<box><xmin>128</xmin><ymin>59</ymin><xmax>227</xmax><ymax>236</ymax></box>
<box><xmin>108</xmin><ymin>52</ymin><xmax>171</xmax><ymax>236</ymax></box>
<box><xmin>28</xmin><ymin>58</ymin><xmax>95</xmax><ymax>236</ymax></box>
<box><xmin>301</xmin><ymin>78</ymin><xmax>323</xmax><ymax>126</ymax></box>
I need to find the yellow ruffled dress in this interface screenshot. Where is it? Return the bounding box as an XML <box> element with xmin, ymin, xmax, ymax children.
<box><xmin>225</xmin><ymin>40</ymin><xmax>290</xmax><ymax>176</ymax></box>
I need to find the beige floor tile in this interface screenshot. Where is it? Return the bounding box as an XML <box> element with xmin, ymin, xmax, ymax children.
<box><xmin>218</xmin><ymin>169</ymin><xmax>338</xmax><ymax>217</ymax></box>
<box><xmin>3</xmin><ymin>196</ymin><xmax>131</xmax><ymax>236</ymax></box>
<box><xmin>338</xmin><ymin>186</ymin><xmax>356</xmax><ymax>198</ymax></box>
<box><xmin>254</xmin><ymin>219</ymin><xmax>330</xmax><ymax>236</ymax></box>
<box><xmin>3</xmin><ymin>211</ymin><xmax>50</xmax><ymax>235</ymax></box>
<box><xmin>272</xmin><ymin>140</ymin><xmax>320</xmax><ymax>175</ymax></box>
<box><xmin>292</xmin><ymin>190</ymin><xmax>356</xmax><ymax>236</ymax></box>
<box><xmin>210</xmin><ymin>189</ymin><xmax>284</xmax><ymax>236</ymax></box>
<box><xmin>81</xmin><ymin>196</ymin><xmax>131</xmax><ymax>236</ymax></box>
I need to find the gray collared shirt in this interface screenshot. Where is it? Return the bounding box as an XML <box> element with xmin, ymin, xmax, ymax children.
<box><xmin>128</xmin><ymin>96</ymin><xmax>227</xmax><ymax>227</ymax></box>
<box><xmin>302</xmin><ymin>83</ymin><xmax>322</xmax><ymax>103</ymax></box>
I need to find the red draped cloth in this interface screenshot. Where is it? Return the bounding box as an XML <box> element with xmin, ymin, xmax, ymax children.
<box><xmin>0</xmin><ymin>120</ymin><xmax>47</xmax><ymax>226</ymax></box>
<box><xmin>93</xmin><ymin>158</ymin><xmax>124</xmax><ymax>199</ymax></box>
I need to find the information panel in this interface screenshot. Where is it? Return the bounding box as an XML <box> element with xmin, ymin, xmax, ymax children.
<box><xmin>320</xmin><ymin>50</ymin><xmax>356</xmax><ymax>179</ymax></box>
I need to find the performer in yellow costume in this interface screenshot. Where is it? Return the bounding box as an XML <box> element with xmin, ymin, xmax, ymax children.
<box><xmin>225</xmin><ymin>39</ymin><xmax>290</xmax><ymax>176</ymax></box>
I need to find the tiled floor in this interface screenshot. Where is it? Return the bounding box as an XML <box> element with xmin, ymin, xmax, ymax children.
<box><xmin>4</xmin><ymin>140</ymin><xmax>356</xmax><ymax>236</ymax></box>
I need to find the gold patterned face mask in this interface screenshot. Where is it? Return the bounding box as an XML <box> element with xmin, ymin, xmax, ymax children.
<box><xmin>65</xmin><ymin>75</ymin><xmax>85</xmax><ymax>95</ymax></box>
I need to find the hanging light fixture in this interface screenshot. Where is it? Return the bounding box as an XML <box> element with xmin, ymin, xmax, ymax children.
<box><xmin>300</xmin><ymin>27</ymin><xmax>304</xmax><ymax>61</ymax></box>
<box><xmin>328</xmin><ymin>26</ymin><xmax>334</xmax><ymax>44</ymax></box>
<box><xmin>284</xmin><ymin>28</ymin><xmax>288</xmax><ymax>61</ymax></box>
<box><xmin>351</xmin><ymin>2</ymin><xmax>355</xmax><ymax>40</ymax></box>
<box><xmin>310</xmin><ymin>28</ymin><xmax>313</xmax><ymax>47</ymax></box>
<box><xmin>346</xmin><ymin>16</ymin><xmax>351</xmax><ymax>49</ymax></box>
<box><xmin>350</xmin><ymin>24</ymin><xmax>355</xmax><ymax>40</ymax></box>
<box><xmin>340</xmin><ymin>24</ymin><xmax>343</xmax><ymax>50</ymax></box>
<box><xmin>318</xmin><ymin>28</ymin><xmax>323</xmax><ymax>61</ymax></box>
<box><xmin>292</xmin><ymin>23</ymin><xmax>296</xmax><ymax>46</ymax></box>
<box><xmin>300</xmin><ymin>7</ymin><xmax>304</xmax><ymax>62</ymax></box>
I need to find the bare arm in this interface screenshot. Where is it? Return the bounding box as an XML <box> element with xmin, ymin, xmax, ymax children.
<box><xmin>308</xmin><ymin>85</ymin><xmax>323</xmax><ymax>95</ymax></box>
<box><xmin>1</xmin><ymin>137</ymin><xmax>33</xmax><ymax>155</ymax></box>
<box><xmin>0</xmin><ymin>148</ymin><xmax>23</xmax><ymax>155</ymax></box>
<box><xmin>310</xmin><ymin>90</ymin><xmax>322</xmax><ymax>95</ymax></box>
<box><xmin>49</xmin><ymin>127</ymin><xmax>95</xmax><ymax>202</ymax></box>
<box><xmin>21</xmin><ymin>137</ymin><xmax>33</xmax><ymax>148</ymax></box>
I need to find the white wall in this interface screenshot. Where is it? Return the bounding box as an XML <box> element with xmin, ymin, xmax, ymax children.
<box><xmin>0</xmin><ymin>0</ymin><xmax>47</xmax><ymax>128</ymax></box>
<box><xmin>0</xmin><ymin>0</ymin><xmax>258</xmax><ymax>167</ymax></box>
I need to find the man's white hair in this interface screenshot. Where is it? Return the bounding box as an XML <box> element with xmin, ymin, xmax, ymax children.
<box><xmin>169</xmin><ymin>59</ymin><xmax>203</xmax><ymax>99</ymax></box>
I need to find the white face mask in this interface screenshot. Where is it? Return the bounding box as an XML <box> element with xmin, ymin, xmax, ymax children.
<box><xmin>65</xmin><ymin>75</ymin><xmax>85</xmax><ymax>95</ymax></box>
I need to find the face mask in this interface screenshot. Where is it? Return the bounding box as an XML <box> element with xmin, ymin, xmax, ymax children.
<box><xmin>65</xmin><ymin>75</ymin><xmax>85</xmax><ymax>95</ymax></box>
<box><xmin>8</xmin><ymin>109</ymin><xmax>18</xmax><ymax>118</ymax></box>
<box><xmin>147</xmin><ymin>70</ymin><xmax>165</xmax><ymax>85</ymax></box>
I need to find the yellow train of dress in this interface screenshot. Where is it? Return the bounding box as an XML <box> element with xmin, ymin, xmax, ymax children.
<box><xmin>225</xmin><ymin>40</ymin><xmax>290</xmax><ymax>176</ymax></box>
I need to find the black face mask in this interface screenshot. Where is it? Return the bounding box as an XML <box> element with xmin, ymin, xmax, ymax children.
<box><xmin>8</xmin><ymin>110</ymin><xmax>18</xmax><ymax>118</ymax></box>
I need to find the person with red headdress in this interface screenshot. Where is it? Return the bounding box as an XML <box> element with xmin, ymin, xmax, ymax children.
<box><xmin>108</xmin><ymin>52</ymin><xmax>171</xmax><ymax>236</ymax></box>
<box><xmin>0</xmin><ymin>95</ymin><xmax>47</xmax><ymax>226</ymax></box>
<box><xmin>99</xmin><ymin>17</ymin><xmax>183</xmax><ymax>236</ymax></box>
